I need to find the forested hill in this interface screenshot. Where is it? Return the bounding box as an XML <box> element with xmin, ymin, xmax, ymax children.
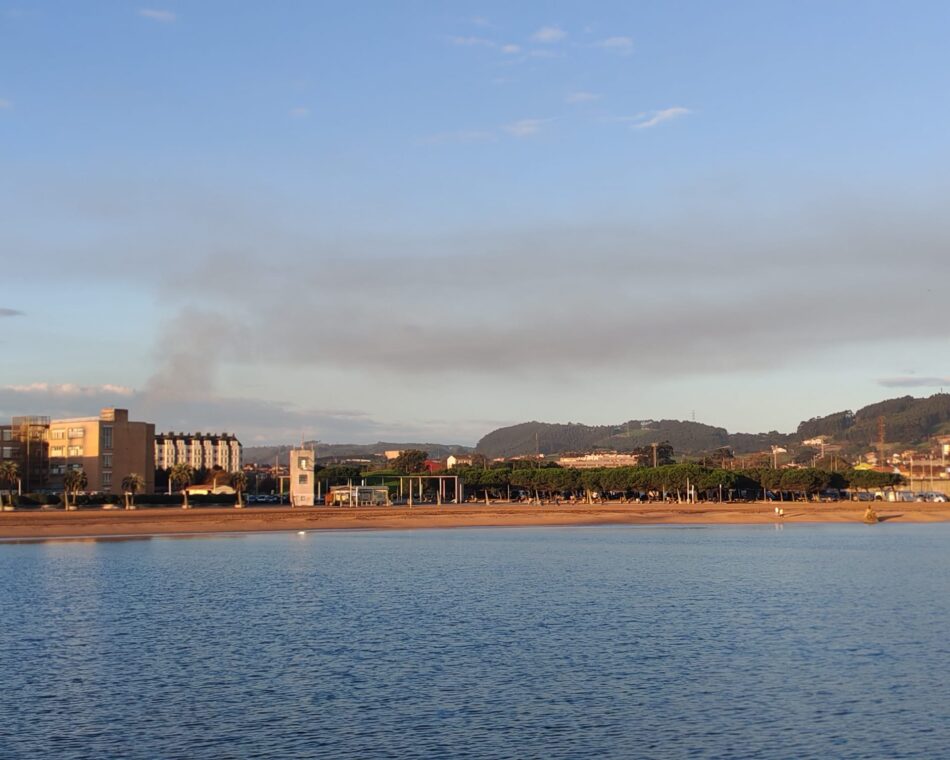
<box><xmin>476</xmin><ymin>393</ymin><xmax>950</xmax><ymax>459</ymax></box>
<box><xmin>240</xmin><ymin>394</ymin><xmax>950</xmax><ymax>463</ymax></box>
<box><xmin>475</xmin><ymin>420</ymin><xmax>793</xmax><ymax>459</ymax></box>
<box><xmin>796</xmin><ymin>393</ymin><xmax>950</xmax><ymax>446</ymax></box>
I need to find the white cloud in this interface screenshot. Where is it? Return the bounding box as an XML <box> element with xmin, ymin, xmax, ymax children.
<box><xmin>0</xmin><ymin>99</ymin><xmax>12</xmax><ymax>109</ymax></box>
<box><xmin>879</xmin><ymin>376</ymin><xmax>950</xmax><ymax>388</ymax></box>
<box><xmin>449</xmin><ymin>36</ymin><xmax>521</xmax><ymax>55</ymax></box>
<box><xmin>139</xmin><ymin>8</ymin><xmax>176</xmax><ymax>23</ymax></box>
<box><xmin>566</xmin><ymin>91</ymin><xmax>601</xmax><ymax>104</ymax></box>
<box><xmin>531</xmin><ymin>25</ymin><xmax>566</xmax><ymax>43</ymax></box>
<box><xmin>2</xmin><ymin>382</ymin><xmax>134</xmax><ymax>397</ymax></box>
<box><xmin>628</xmin><ymin>107</ymin><xmax>691</xmax><ymax>129</ymax></box>
<box><xmin>596</xmin><ymin>36</ymin><xmax>634</xmax><ymax>54</ymax></box>
<box><xmin>503</xmin><ymin>118</ymin><xmax>546</xmax><ymax>138</ymax></box>
<box><xmin>449</xmin><ymin>35</ymin><xmax>495</xmax><ymax>47</ymax></box>
<box><xmin>289</xmin><ymin>106</ymin><xmax>310</xmax><ymax>118</ymax></box>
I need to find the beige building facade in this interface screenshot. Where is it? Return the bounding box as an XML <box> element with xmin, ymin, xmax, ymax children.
<box><xmin>47</xmin><ymin>408</ymin><xmax>155</xmax><ymax>494</ymax></box>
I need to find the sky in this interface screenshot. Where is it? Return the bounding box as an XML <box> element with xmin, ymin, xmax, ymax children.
<box><xmin>2</xmin><ymin>1</ymin><xmax>950</xmax><ymax>446</ymax></box>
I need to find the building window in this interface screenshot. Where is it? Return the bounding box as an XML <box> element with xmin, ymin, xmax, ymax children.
<box><xmin>102</xmin><ymin>472</ymin><xmax>112</xmax><ymax>488</ymax></box>
<box><xmin>67</xmin><ymin>446</ymin><xmax>83</xmax><ymax>457</ymax></box>
<box><xmin>102</xmin><ymin>426</ymin><xmax>113</xmax><ymax>450</ymax></box>
<box><xmin>102</xmin><ymin>454</ymin><xmax>112</xmax><ymax>469</ymax></box>
<box><xmin>51</xmin><ymin>430</ymin><xmax>65</xmax><ymax>440</ymax></box>
<box><xmin>298</xmin><ymin>474</ymin><xmax>309</xmax><ymax>485</ymax></box>
<box><xmin>1</xmin><ymin>446</ymin><xmax>15</xmax><ymax>458</ymax></box>
<box><xmin>1</xmin><ymin>430</ymin><xmax>11</xmax><ymax>442</ymax></box>
<box><xmin>67</xmin><ymin>427</ymin><xmax>85</xmax><ymax>438</ymax></box>
<box><xmin>50</xmin><ymin>447</ymin><xmax>64</xmax><ymax>457</ymax></box>
<box><xmin>298</xmin><ymin>457</ymin><xmax>310</xmax><ymax>469</ymax></box>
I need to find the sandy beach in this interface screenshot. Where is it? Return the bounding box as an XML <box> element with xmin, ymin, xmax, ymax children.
<box><xmin>2</xmin><ymin>501</ymin><xmax>949</xmax><ymax>541</ymax></box>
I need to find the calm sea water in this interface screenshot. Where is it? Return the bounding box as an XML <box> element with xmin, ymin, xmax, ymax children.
<box><xmin>1</xmin><ymin>524</ymin><xmax>948</xmax><ymax>759</ymax></box>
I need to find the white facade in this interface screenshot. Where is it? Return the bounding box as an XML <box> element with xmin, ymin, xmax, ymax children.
<box><xmin>446</xmin><ymin>455</ymin><xmax>473</xmax><ymax>469</ymax></box>
<box><xmin>556</xmin><ymin>452</ymin><xmax>643</xmax><ymax>469</ymax></box>
<box><xmin>155</xmin><ymin>432</ymin><xmax>242</xmax><ymax>472</ymax></box>
<box><xmin>289</xmin><ymin>448</ymin><xmax>315</xmax><ymax>507</ymax></box>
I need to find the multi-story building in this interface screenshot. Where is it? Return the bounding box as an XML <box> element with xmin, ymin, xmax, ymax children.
<box><xmin>0</xmin><ymin>416</ymin><xmax>50</xmax><ymax>492</ymax></box>
<box><xmin>47</xmin><ymin>408</ymin><xmax>155</xmax><ymax>494</ymax></box>
<box><xmin>556</xmin><ymin>452</ymin><xmax>643</xmax><ymax>469</ymax></box>
<box><xmin>154</xmin><ymin>432</ymin><xmax>242</xmax><ymax>472</ymax></box>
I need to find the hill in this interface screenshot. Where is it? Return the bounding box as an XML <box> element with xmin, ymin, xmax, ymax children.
<box><xmin>796</xmin><ymin>393</ymin><xmax>950</xmax><ymax>447</ymax></box>
<box><xmin>241</xmin><ymin>393</ymin><xmax>950</xmax><ymax>465</ymax></box>
<box><xmin>476</xmin><ymin>394</ymin><xmax>950</xmax><ymax>459</ymax></box>
<box><xmin>475</xmin><ymin>420</ymin><xmax>793</xmax><ymax>459</ymax></box>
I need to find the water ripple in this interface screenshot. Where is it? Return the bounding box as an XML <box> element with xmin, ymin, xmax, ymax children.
<box><xmin>1</xmin><ymin>525</ymin><xmax>948</xmax><ymax>758</ymax></box>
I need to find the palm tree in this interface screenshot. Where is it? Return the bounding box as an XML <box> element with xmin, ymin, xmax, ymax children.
<box><xmin>63</xmin><ymin>468</ymin><xmax>88</xmax><ymax>511</ymax></box>
<box><xmin>121</xmin><ymin>473</ymin><xmax>144</xmax><ymax>510</ymax></box>
<box><xmin>0</xmin><ymin>461</ymin><xmax>19</xmax><ymax>510</ymax></box>
<box><xmin>231</xmin><ymin>471</ymin><xmax>248</xmax><ymax>508</ymax></box>
<box><xmin>169</xmin><ymin>463</ymin><xmax>194</xmax><ymax>509</ymax></box>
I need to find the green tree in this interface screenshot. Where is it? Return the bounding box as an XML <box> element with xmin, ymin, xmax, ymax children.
<box><xmin>0</xmin><ymin>461</ymin><xmax>18</xmax><ymax>510</ymax></box>
<box><xmin>170</xmin><ymin>463</ymin><xmax>194</xmax><ymax>508</ymax></box>
<box><xmin>780</xmin><ymin>468</ymin><xmax>827</xmax><ymax>501</ymax></box>
<box><xmin>846</xmin><ymin>469</ymin><xmax>902</xmax><ymax>496</ymax></box>
<box><xmin>121</xmin><ymin>473</ymin><xmax>144</xmax><ymax>510</ymax></box>
<box><xmin>63</xmin><ymin>468</ymin><xmax>88</xmax><ymax>511</ymax></box>
<box><xmin>393</xmin><ymin>450</ymin><xmax>429</xmax><ymax>474</ymax></box>
<box><xmin>231</xmin><ymin>471</ymin><xmax>248</xmax><ymax>508</ymax></box>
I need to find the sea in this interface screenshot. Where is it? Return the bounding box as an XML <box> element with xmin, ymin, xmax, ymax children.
<box><xmin>1</xmin><ymin>524</ymin><xmax>948</xmax><ymax>759</ymax></box>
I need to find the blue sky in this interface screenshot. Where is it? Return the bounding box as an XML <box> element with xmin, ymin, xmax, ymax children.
<box><xmin>2</xmin><ymin>1</ymin><xmax>950</xmax><ymax>445</ymax></box>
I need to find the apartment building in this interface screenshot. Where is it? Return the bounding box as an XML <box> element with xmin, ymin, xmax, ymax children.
<box><xmin>47</xmin><ymin>408</ymin><xmax>155</xmax><ymax>494</ymax></box>
<box><xmin>556</xmin><ymin>452</ymin><xmax>643</xmax><ymax>469</ymax></box>
<box><xmin>154</xmin><ymin>432</ymin><xmax>242</xmax><ymax>472</ymax></box>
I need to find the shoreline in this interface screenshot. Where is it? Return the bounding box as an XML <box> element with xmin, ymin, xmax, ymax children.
<box><xmin>2</xmin><ymin>502</ymin><xmax>949</xmax><ymax>541</ymax></box>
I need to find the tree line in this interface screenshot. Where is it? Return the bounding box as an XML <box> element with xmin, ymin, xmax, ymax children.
<box><xmin>450</xmin><ymin>463</ymin><xmax>904</xmax><ymax>502</ymax></box>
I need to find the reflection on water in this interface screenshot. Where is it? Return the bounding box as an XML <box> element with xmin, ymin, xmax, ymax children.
<box><xmin>1</xmin><ymin>535</ymin><xmax>157</xmax><ymax>545</ymax></box>
<box><xmin>0</xmin><ymin>532</ymin><xmax>261</xmax><ymax>546</ymax></box>
<box><xmin>1</xmin><ymin>525</ymin><xmax>948</xmax><ymax>759</ymax></box>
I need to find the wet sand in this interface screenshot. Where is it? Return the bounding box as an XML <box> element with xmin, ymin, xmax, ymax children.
<box><xmin>1</xmin><ymin>501</ymin><xmax>948</xmax><ymax>540</ymax></box>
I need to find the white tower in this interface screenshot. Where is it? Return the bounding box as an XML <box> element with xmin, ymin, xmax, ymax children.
<box><xmin>289</xmin><ymin>448</ymin><xmax>315</xmax><ymax>507</ymax></box>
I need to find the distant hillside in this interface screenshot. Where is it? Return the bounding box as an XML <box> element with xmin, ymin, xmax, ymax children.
<box><xmin>242</xmin><ymin>441</ymin><xmax>474</xmax><ymax>466</ymax></box>
<box><xmin>475</xmin><ymin>420</ymin><xmax>793</xmax><ymax>459</ymax></box>
<box><xmin>243</xmin><ymin>393</ymin><xmax>950</xmax><ymax>465</ymax></box>
<box><xmin>797</xmin><ymin>393</ymin><xmax>950</xmax><ymax>447</ymax></box>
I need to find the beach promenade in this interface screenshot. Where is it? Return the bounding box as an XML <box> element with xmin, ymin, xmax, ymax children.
<box><xmin>2</xmin><ymin>501</ymin><xmax>949</xmax><ymax>540</ymax></box>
